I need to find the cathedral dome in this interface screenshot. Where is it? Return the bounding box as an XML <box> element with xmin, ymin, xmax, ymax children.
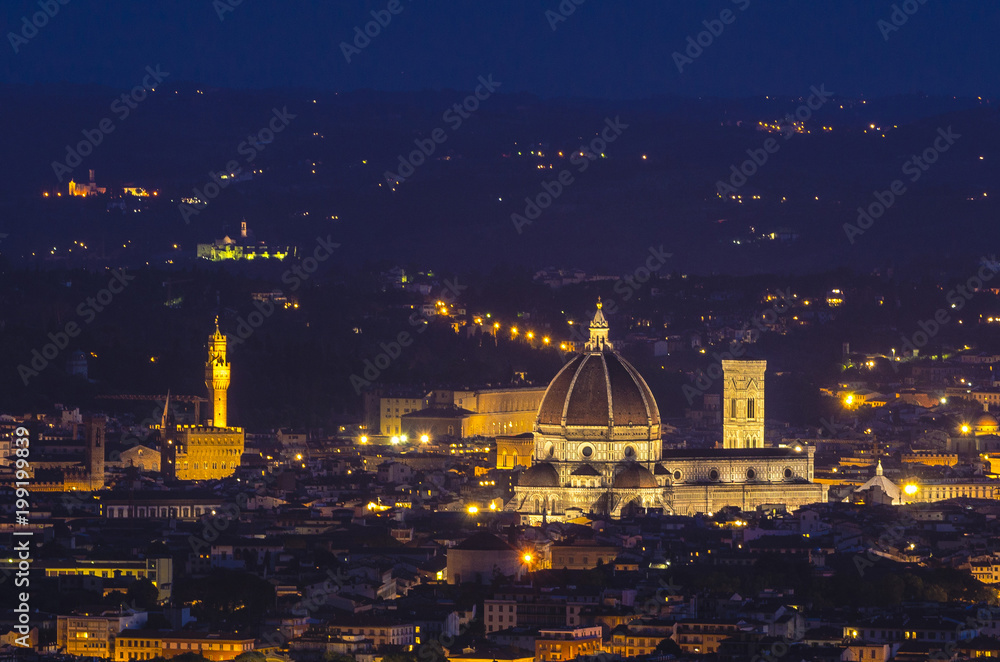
<box><xmin>537</xmin><ymin>303</ymin><xmax>660</xmax><ymax>434</ymax></box>
<box><xmin>518</xmin><ymin>462</ymin><xmax>559</xmax><ymax>488</ymax></box>
<box><xmin>612</xmin><ymin>464</ymin><xmax>658</xmax><ymax>489</ymax></box>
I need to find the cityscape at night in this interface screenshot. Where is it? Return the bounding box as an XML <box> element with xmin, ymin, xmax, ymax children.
<box><xmin>4</xmin><ymin>2</ymin><xmax>1000</xmax><ymax>661</ymax></box>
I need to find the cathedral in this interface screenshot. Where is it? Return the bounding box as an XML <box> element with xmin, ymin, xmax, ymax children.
<box><xmin>507</xmin><ymin>302</ymin><xmax>827</xmax><ymax>522</ymax></box>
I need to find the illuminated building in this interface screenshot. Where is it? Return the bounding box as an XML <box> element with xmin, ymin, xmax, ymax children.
<box><xmin>206</xmin><ymin>319</ymin><xmax>229</xmax><ymax>428</ymax></box>
<box><xmin>39</xmin><ymin>558</ymin><xmax>172</xmax><ymax>602</ymax></box>
<box><xmin>496</xmin><ymin>432</ymin><xmax>534</xmax><ymax>469</ymax></box>
<box><xmin>536</xmin><ymin>627</ymin><xmax>603</xmax><ymax>662</ymax></box>
<box><xmin>722</xmin><ymin>359</ymin><xmax>765</xmax><ymax>449</ymax></box>
<box><xmin>609</xmin><ymin>619</ymin><xmax>677</xmax><ymax>658</ymax></box>
<box><xmin>162</xmin><ymin>319</ymin><xmax>244</xmax><ymax>481</ymax></box>
<box><xmin>114</xmin><ymin>630</ymin><xmax>256</xmax><ymax>661</ymax></box>
<box><xmin>368</xmin><ymin>387</ymin><xmax>546</xmax><ymax>439</ymax></box>
<box><xmin>196</xmin><ymin>221</ymin><xmax>296</xmax><ymax>261</ymax></box>
<box><xmin>122</xmin><ymin>186</ymin><xmax>157</xmax><ymax>197</ymax></box>
<box><xmin>57</xmin><ymin>611</ymin><xmax>148</xmax><ymax>659</ymax></box>
<box><xmin>853</xmin><ymin>460</ymin><xmax>902</xmax><ymax>505</ymax></box>
<box><xmin>68</xmin><ymin>169</ymin><xmax>107</xmax><ymax>197</ymax></box>
<box><xmin>509</xmin><ymin>302</ymin><xmax>825</xmax><ymax>522</ymax></box>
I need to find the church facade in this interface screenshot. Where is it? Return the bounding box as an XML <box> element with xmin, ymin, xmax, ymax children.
<box><xmin>507</xmin><ymin>303</ymin><xmax>826</xmax><ymax>523</ymax></box>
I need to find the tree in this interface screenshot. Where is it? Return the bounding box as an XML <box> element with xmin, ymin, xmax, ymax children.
<box><xmin>170</xmin><ymin>654</ymin><xmax>211</xmax><ymax>662</ymax></box>
<box><xmin>125</xmin><ymin>577</ymin><xmax>160</xmax><ymax>609</ymax></box>
<box><xmin>654</xmin><ymin>638</ymin><xmax>683</xmax><ymax>656</ymax></box>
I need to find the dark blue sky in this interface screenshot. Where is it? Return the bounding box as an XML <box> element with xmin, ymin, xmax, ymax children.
<box><xmin>2</xmin><ymin>0</ymin><xmax>997</xmax><ymax>99</ymax></box>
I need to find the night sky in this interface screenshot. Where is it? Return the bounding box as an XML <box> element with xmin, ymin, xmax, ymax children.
<box><xmin>2</xmin><ymin>0</ymin><xmax>998</xmax><ymax>99</ymax></box>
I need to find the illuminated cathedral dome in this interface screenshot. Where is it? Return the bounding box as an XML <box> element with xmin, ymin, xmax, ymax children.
<box><xmin>536</xmin><ymin>300</ymin><xmax>660</xmax><ymax>438</ymax></box>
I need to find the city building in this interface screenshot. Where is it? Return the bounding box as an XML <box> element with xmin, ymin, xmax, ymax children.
<box><xmin>496</xmin><ymin>433</ymin><xmax>534</xmax><ymax>470</ymax></box>
<box><xmin>115</xmin><ymin>630</ymin><xmax>256</xmax><ymax>661</ymax></box>
<box><xmin>40</xmin><ymin>558</ymin><xmax>172</xmax><ymax>602</ymax></box>
<box><xmin>447</xmin><ymin>531</ymin><xmax>523</xmax><ymax>585</ymax></box>
<box><xmin>549</xmin><ymin>542</ymin><xmax>620</xmax><ymax>570</ymax></box>
<box><xmin>535</xmin><ymin>626</ymin><xmax>603</xmax><ymax>662</ymax></box>
<box><xmin>196</xmin><ymin>222</ymin><xmax>297</xmax><ymax>261</ymax></box>
<box><xmin>722</xmin><ymin>359</ymin><xmax>765</xmax><ymax>449</ymax></box>
<box><xmin>68</xmin><ymin>169</ymin><xmax>107</xmax><ymax>197</ymax></box>
<box><xmin>367</xmin><ymin>387</ymin><xmax>547</xmax><ymax>440</ymax></box>
<box><xmin>57</xmin><ymin>610</ymin><xmax>148</xmax><ymax>659</ymax></box>
<box><xmin>162</xmin><ymin>319</ymin><xmax>244</xmax><ymax>481</ymax></box>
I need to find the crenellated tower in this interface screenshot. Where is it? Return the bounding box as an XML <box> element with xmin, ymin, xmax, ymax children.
<box><xmin>205</xmin><ymin>317</ymin><xmax>230</xmax><ymax>428</ymax></box>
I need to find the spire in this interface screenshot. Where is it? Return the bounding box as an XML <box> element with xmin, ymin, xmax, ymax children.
<box><xmin>584</xmin><ymin>298</ymin><xmax>613</xmax><ymax>352</ymax></box>
<box><xmin>876</xmin><ymin>459</ymin><xmax>884</xmax><ymax>476</ymax></box>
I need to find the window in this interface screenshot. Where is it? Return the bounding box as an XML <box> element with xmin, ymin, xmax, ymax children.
<box><xmin>731</xmin><ymin>399</ymin><xmax>737</xmax><ymax>418</ymax></box>
<box><xmin>747</xmin><ymin>398</ymin><xmax>755</xmax><ymax>419</ymax></box>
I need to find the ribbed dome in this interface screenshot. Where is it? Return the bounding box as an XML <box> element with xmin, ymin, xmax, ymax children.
<box><xmin>613</xmin><ymin>464</ymin><xmax>658</xmax><ymax>489</ymax></box>
<box><xmin>537</xmin><ymin>352</ymin><xmax>660</xmax><ymax>429</ymax></box>
<box><xmin>518</xmin><ymin>463</ymin><xmax>559</xmax><ymax>488</ymax></box>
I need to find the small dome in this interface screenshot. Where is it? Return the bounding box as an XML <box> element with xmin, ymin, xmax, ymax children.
<box><xmin>518</xmin><ymin>463</ymin><xmax>559</xmax><ymax>488</ymax></box>
<box><xmin>976</xmin><ymin>413</ymin><xmax>998</xmax><ymax>428</ymax></box>
<box><xmin>612</xmin><ymin>464</ymin><xmax>658</xmax><ymax>489</ymax></box>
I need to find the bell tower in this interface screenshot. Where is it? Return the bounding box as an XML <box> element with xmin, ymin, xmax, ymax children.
<box><xmin>205</xmin><ymin>317</ymin><xmax>230</xmax><ymax>428</ymax></box>
<box><xmin>722</xmin><ymin>359</ymin><xmax>766</xmax><ymax>449</ymax></box>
